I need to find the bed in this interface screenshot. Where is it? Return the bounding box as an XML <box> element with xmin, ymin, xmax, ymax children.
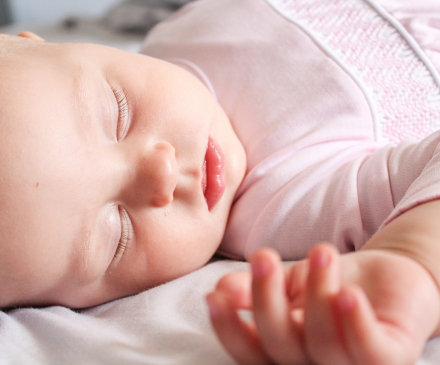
<box><xmin>0</xmin><ymin>256</ymin><xmax>439</xmax><ymax>364</ymax></box>
<box><xmin>1</xmin><ymin>1</ymin><xmax>440</xmax><ymax>364</ymax></box>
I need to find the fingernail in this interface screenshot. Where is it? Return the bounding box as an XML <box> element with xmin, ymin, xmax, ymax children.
<box><xmin>310</xmin><ymin>248</ymin><xmax>331</xmax><ymax>269</ymax></box>
<box><xmin>337</xmin><ymin>288</ymin><xmax>356</xmax><ymax>312</ymax></box>
<box><xmin>251</xmin><ymin>255</ymin><xmax>271</xmax><ymax>279</ymax></box>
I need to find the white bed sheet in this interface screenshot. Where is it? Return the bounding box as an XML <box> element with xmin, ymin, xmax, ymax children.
<box><xmin>0</xmin><ymin>259</ymin><xmax>439</xmax><ymax>364</ymax></box>
<box><xmin>1</xmin><ymin>19</ymin><xmax>439</xmax><ymax>365</ymax></box>
<box><xmin>0</xmin><ymin>260</ymin><xmax>244</xmax><ymax>365</ymax></box>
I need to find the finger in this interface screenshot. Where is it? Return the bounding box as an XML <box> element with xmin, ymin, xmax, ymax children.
<box><xmin>251</xmin><ymin>248</ymin><xmax>309</xmax><ymax>364</ymax></box>
<box><xmin>285</xmin><ymin>259</ymin><xmax>309</xmax><ymax>308</ymax></box>
<box><xmin>215</xmin><ymin>271</ymin><xmax>253</xmax><ymax>309</ymax></box>
<box><xmin>336</xmin><ymin>285</ymin><xmax>416</xmax><ymax>365</ymax></box>
<box><xmin>285</xmin><ymin>260</ymin><xmax>309</xmax><ymax>330</ymax></box>
<box><xmin>304</xmin><ymin>243</ymin><xmax>349</xmax><ymax>365</ymax></box>
<box><xmin>206</xmin><ymin>291</ymin><xmax>271</xmax><ymax>365</ymax></box>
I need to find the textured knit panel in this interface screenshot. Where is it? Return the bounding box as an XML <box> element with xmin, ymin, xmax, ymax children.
<box><xmin>268</xmin><ymin>0</ymin><xmax>440</xmax><ymax>144</ymax></box>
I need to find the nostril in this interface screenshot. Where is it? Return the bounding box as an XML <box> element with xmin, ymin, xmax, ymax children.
<box><xmin>154</xmin><ymin>141</ymin><xmax>175</xmax><ymax>154</ymax></box>
<box><xmin>151</xmin><ymin>193</ymin><xmax>173</xmax><ymax>207</ymax></box>
<box><xmin>149</xmin><ymin>141</ymin><xmax>178</xmax><ymax>207</ymax></box>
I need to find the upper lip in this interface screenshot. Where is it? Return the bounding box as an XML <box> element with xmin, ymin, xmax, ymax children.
<box><xmin>202</xmin><ymin>137</ymin><xmax>226</xmax><ymax>210</ymax></box>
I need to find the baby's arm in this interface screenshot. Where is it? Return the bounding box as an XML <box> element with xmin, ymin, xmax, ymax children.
<box><xmin>362</xmin><ymin>199</ymin><xmax>440</xmax><ymax>324</ymax></box>
<box><xmin>207</xmin><ymin>200</ymin><xmax>440</xmax><ymax>365</ymax></box>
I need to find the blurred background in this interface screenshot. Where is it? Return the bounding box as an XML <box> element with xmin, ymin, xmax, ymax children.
<box><xmin>0</xmin><ymin>0</ymin><xmax>192</xmax><ymax>50</ymax></box>
<box><xmin>1</xmin><ymin>0</ymin><xmax>121</xmax><ymax>25</ymax></box>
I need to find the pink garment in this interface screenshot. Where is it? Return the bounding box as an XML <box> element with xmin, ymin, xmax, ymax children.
<box><xmin>141</xmin><ymin>0</ymin><xmax>440</xmax><ymax>260</ymax></box>
<box><xmin>377</xmin><ymin>0</ymin><xmax>440</xmax><ymax>72</ymax></box>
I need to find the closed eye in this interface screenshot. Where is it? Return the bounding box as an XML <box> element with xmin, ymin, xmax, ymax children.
<box><xmin>114</xmin><ymin>206</ymin><xmax>133</xmax><ymax>259</ymax></box>
<box><xmin>112</xmin><ymin>86</ymin><xmax>130</xmax><ymax>141</ymax></box>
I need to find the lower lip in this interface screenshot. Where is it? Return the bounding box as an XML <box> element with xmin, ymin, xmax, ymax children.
<box><xmin>202</xmin><ymin>137</ymin><xmax>226</xmax><ymax>210</ymax></box>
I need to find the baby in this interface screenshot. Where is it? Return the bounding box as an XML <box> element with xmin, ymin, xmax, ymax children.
<box><xmin>0</xmin><ymin>30</ymin><xmax>246</xmax><ymax>308</ymax></box>
<box><xmin>1</xmin><ymin>0</ymin><xmax>440</xmax><ymax>364</ymax></box>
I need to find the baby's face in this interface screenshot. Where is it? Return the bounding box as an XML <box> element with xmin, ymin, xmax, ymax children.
<box><xmin>0</xmin><ymin>34</ymin><xmax>246</xmax><ymax>308</ymax></box>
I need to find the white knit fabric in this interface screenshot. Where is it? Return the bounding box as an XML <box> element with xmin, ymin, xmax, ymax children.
<box><xmin>268</xmin><ymin>0</ymin><xmax>440</xmax><ymax>144</ymax></box>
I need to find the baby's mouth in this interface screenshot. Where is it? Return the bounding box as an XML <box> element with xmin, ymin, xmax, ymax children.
<box><xmin>202</xmin><ymin>137</ymin><xmax>225</xmax><ymax>211</ymax></box>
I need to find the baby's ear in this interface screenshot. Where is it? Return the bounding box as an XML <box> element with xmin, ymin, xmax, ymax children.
<box><xmin>17</xmin><ymin>31</ymin><xmax>44</xmax><ymax>41</ymax></box>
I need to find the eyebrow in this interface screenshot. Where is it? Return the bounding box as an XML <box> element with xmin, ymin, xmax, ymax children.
<box><xmin>72</xmin><ymin>64</ymin><xmax>93</xmax><ymax>135</ymax></box>
<box><xmin>74</xmin><ymin>64</ymin><xmax>87</xmax><ymax>95</ymax></box>
<box><xmin>62</xmin><ymin>221</ymin><xmax>93</xmax><ymax>291</ymax></box>
<box><xmin>72</xmin><ymin>208</ymin><xmax>121</xmax><ymax>289</ymax></box>
<box><xmin>74</xmin><ymin>224</ymin><xmax>95</xmax><ymax>286</ymax></box>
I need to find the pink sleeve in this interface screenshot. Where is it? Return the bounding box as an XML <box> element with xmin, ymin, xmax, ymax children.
<box><xmin>380</xmin><ymin>130</ymin><xmax>440</xmax><ymax>227</ymax></box>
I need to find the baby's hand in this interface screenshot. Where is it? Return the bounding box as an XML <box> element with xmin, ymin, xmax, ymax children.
<box><xmin>206</xmin><ymin>244</ymin><xmax>440</xmax><ymax>365</ymax></box>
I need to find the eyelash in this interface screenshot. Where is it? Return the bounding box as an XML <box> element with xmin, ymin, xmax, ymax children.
<box><xmin>114</xmin><ymin>206</ymin><xmax>132</xmax><ymax>259</ymax></box>
<box><xmin>112</xmin><ymin>86</ymin><xmax>129</xmax><ymax>141</ymax></box>
<box><xmin>111</xmin><ymin>87</ymin><xmax>131</xmax><ymax>259</ymax></box>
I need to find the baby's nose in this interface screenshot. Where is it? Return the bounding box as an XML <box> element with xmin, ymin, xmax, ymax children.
<box><xmin>139</xmin><ymin>141</ymin><xmax>178</xmax><ymax>207</ymax></box>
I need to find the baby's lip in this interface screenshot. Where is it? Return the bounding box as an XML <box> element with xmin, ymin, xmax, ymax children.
<box><xmin>202</xmin><ymin>137</ymin><xmax>225</xmax><ymax>210</ymax></box>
